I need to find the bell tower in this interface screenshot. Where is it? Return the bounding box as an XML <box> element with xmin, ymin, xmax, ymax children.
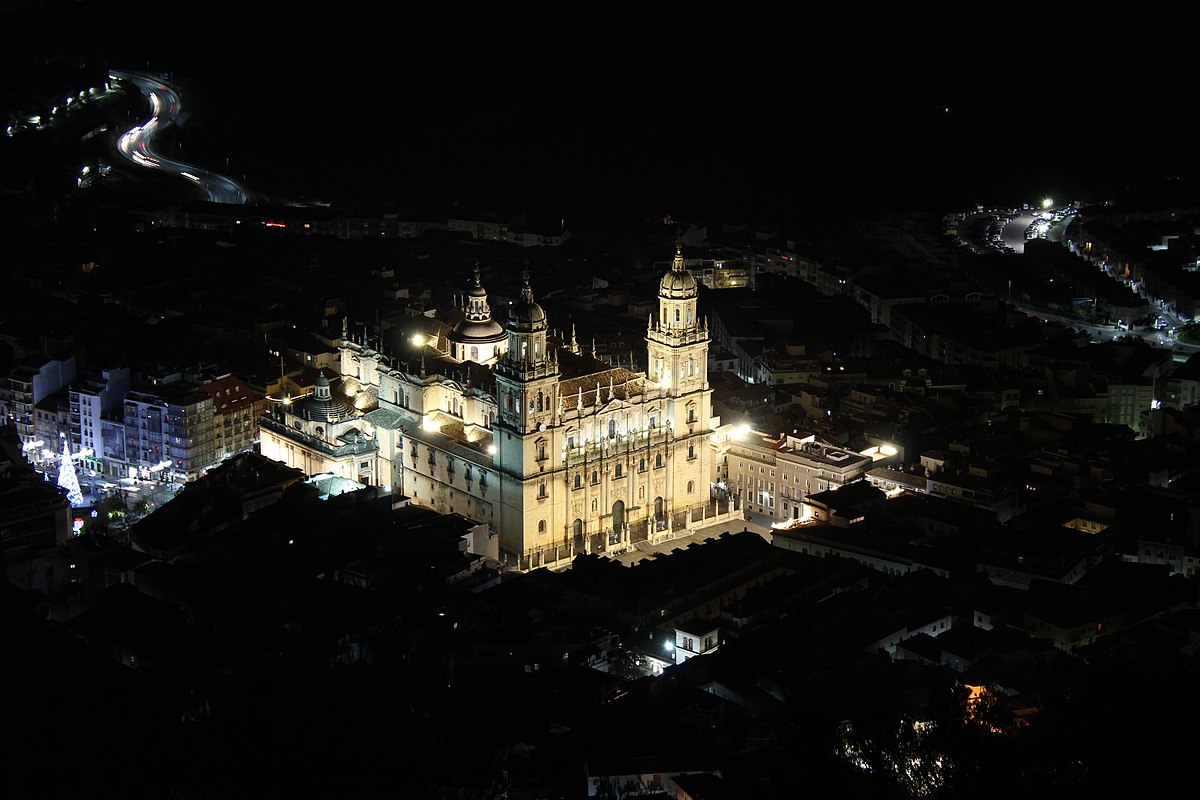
<box><xmin>492</xmin><ymin>270</ymin><xmax>562</xmax><ymax>559</ymax></box>
<box><xmin>494</xmin><ymin>270</ymin><xmax>559</xmax><ymax>436</ymax></box>
<box><xmin>647</xmin><ymin>242</ymin><xmax>709</xmax><ymax>405</ymax></box>
<box><xmin>644</xmin><ymin>243</ymin><xmax>713</xmax><ymax>520</ymax></box>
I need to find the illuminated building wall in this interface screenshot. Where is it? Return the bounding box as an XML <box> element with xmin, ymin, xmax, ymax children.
<box><xmin>123</xmin><ymin>388</ymin><xmax>215</xmax><ymax>481</ymax></box>
<box><xmin>331</xmin><ymin>249</ymin><xmax>722</xmax><ymax>568</ymax></box>
<box><xmin>728</xmin><ymin>433</ymin><xmax>872</xmax><ymax>523</ymax></box>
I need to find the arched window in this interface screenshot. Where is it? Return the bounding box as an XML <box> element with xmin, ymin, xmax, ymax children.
<box><xmin>574</xmin><ymin>474</ymin><xmax>582</xmax><ymax>489</ymax></box>
<box><xmin>687</xmin><ymin>480</ymin><xmax>694</xmax><ymax>494</ymax></box>
<box><xmin>639</xmin><ymin>458</ymin><xmax>645</xmax><ymax>472</ymax></box>
<box><xmin>538</xmin><ymin>482</ymin><xmax>547</xmax><ymax>498</ymax></box>
<box><xmin>655</xmin><ymin>453</ymin><xmax>663</xmax><ymax>468</ymax></box>
<box><xmin>614</xmin><ymin>463</ymin><xmax>623</xmax><ymax>478</ymax></box>
<box><xmin>675</xmin><ymin>308</ymin><xmax>680</xmax><ymax>324</ymax></box>
<box><xmin>688</xmin><ymin>444</ymin><xmax>695</xmax><ymax>459</ymax></box>
<box><xmin>537</xmin><ymin>391</ymin><xmax>544</xmax><ymax>412</ymax></box>
<box><xmin>538</xmin><ymin>519</ymin><xmax>546</xmax><ymax>533</ymax></box>
<box><xmin>591</xmin><ymin>470</ymin><xmax>598</xmax><ymax>484</ymax></box>
<box><xmin>608</xmin><ymin>419</ymin><xmax>616</xmax><ymax>438</ymax></box>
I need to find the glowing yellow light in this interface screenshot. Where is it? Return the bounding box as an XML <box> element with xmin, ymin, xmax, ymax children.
<box><xmin>881</xmin><ymin>444</ymin><xmax>897</xmax><ymax>456</ymax></box>
<box><xmin>487</xmin><ymin>445</ymin><xmax>497</xmax><ymax>455</ymax></box>
<box><xmin>1042</xmin><ymin>198</ymin><xmax>1053</xmax><ymax>209</ymax></box>
<box><xmin>412</xmin><ymin>334</ymin><xmax>425</xmax><ymax>347</ymax></box>
<box><xmin>731</xmin><ymin>424</ymin><xmax>750</xmax><ymax>440</ymax></box>
<box><xmin>421</xmin><ymin>416</ymin><xmax>442</xmax><ymax>432</ymax></box>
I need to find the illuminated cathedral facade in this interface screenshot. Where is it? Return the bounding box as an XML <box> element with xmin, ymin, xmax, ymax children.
<box><xmin>267</xmin><ymin>247</ymin><xmax>722</xmax><ymax>567</ymax></box>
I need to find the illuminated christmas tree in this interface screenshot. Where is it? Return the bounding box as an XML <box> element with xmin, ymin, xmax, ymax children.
<box><xmin>57</xmin><ymin>441</ymin><xmax>83</xmax><ymax>507</ymax></box>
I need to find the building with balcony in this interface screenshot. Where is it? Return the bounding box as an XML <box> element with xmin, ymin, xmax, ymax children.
<box><xmin>70</xmin><ymin>367</ymin><xmax>132</xmax><ymax>478</ymax></box>
<box><xmin>197</xmin><ymin>374</ymin><xmax>266</xmax><ymax>462</ymax></box>
<box><xmin>123</xmin><ymin>386</ymin><xmax>215</xmax><ymax>482</ymax></box>
<box><xmin>6</xmin><ymin>356</ymin><xmax>76</xmax><ymax>447</ymax></box>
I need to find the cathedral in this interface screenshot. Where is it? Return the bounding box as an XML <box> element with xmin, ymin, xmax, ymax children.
<box><xmin>261</xmin><ymin>246</ymin><xmax>721</xmax><ymax>568</ymax></box>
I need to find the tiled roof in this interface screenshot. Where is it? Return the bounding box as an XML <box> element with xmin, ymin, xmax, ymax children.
<box><xmin>363</xmin><ymin>407</ymin><xmax>408</xmax><ymax>430</ymax></box>
<box><xmin>558</xmin><ymin>368</ymin><xmax>644</xmax><ymax>408</ymax></box>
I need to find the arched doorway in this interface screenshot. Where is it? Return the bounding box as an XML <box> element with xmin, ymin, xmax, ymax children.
<box><xmin>572</xmin><ymin>518</ymin><xmax>584</xmax><ymax>552</ymax></box>
<box><xmin>654</xmin><ymin>496</ymin><xmax>665</xmax><ymax>530</ymax></box>
<box><xmin>612</xmin><ymin>499</ymin><xmax>625</xmax><ymax>532</ymax></box>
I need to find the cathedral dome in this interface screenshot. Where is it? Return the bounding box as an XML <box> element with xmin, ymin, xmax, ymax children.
<box><xmin>297</xmin><ymin>370</ymin><xmax>353</xmax><ymax>423</ymax></box>
<box><xmin>660</xmin><ymin>242</ymin><xmax>697</xmax><ymax>298</ymax></box>
<box><xmin>450</xmin><ymin>262</ymin><xmax>506</xmax><ymax>343</ymax></box>
<box><xmin>452</xmin><ymin>317</ymin><xmax>505</xmax><ymax>339</ymax></box>
<box><xmin>508</xmin><ymin>272</ymin><xmax>547</xmax><ymax>331</ymax></box>
<box><xmin>660</xmin><ymin>268</ymin><xmax>697</xmax><ymax>295</ymax></box>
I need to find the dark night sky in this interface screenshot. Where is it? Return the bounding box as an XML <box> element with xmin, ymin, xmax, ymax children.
<box><xmin>4</xmin><ymin>1</ymin><xmax>1197</xmax><ymax>218</ymax></box>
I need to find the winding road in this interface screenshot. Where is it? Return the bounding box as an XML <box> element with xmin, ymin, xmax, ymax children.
<box><xmin>109</xmin><ymin>69</ymin><xmax>248</xmax><ymax>204</ymax></box>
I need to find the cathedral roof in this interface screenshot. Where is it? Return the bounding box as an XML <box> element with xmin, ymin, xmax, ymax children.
<box><xmin>421</xmin><ymin>358</ymin><xmax>498</xmax><ymax>395</ymax></box>
<box><xmin>558</xmin><ymin>367</ymin><xmax>645</xmax><ymax>408</ymax></box>
<box><xmin>363</xmin><ymin>407</ymin><xmax>409</xmax><ymax>431</ymax></box>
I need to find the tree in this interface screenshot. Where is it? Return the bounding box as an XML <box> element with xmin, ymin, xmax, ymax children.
<box><xmin>56</xmin><ymin>442</ymin><xmax>82</xmax><ymax>507</ymax></box>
